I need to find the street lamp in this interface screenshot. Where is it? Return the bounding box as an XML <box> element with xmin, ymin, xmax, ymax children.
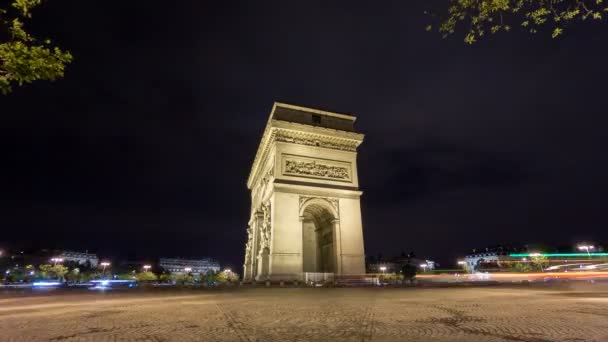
<box><xmin>143</xmin><ymin>265</ymin><xmax>151</xmax><ymax>272</ymax></box>
<box><xmin>100</xmin><ymin>262</ymin><xmax>110</xmax><ymax>275</ymax></box>
<box><xmin>184</xmin><ymin>267</ymin><xmax>192</xmax><ymax>273</ymax></box>
<box><xmin>50</xmin><ymin>258</ymin><xmax>64</xmax><ymax>266</ymax></box>
<box><xmin>578</xmin><ymin>245</ymin><xmax>594</xmax><ymax>258</ymax></box>
<box><xmin>379</xmin><ymin>266</ymin><xmax>387</xmax><ymax>274</ymax></box>
<box><xmin>529</xmin><ymin>253</ymin><xmax>544</xmax><ymax>272</ymax></box>
<box><xmin>420</xmin><ymin>264</ymin><xmax>428</xmax><ymax>272</ymax></box>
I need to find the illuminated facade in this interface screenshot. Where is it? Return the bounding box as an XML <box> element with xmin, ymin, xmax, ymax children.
<box><xmin>57</xmin><ymin>251</ymin><xmax>99</xmax><ymax>268</ymax></box>
<box><xmin>159</xmin><ymin>258</ymin><xmax>220</xmax><ymax>275</ymax></box>
<box><xmin>244</xmin><ymin>103</ymin><xmax>366</xmax><ymax>281</ymax></box>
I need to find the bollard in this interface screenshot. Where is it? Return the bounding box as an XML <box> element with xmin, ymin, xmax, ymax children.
<box><xmin>265</xmin><ymin>280</ymin><xmax>270</xmax><ymax>287</ymax></box>
<box><xmin>280</xmin><ymin>281</ymin><xmax>284</xmax><ymax>287</ymax></box>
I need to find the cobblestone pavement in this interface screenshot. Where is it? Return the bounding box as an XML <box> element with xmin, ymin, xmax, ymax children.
<box><xmin>1</xmin><ymin>286</ymin><xmax>608</xmax><ymax>342</ymax></box>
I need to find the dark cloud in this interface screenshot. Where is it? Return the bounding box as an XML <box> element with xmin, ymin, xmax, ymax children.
<box><xmin>365</xmin><ymin>143</ymin><xmax>529</xmax><ymax>204</ymax></box>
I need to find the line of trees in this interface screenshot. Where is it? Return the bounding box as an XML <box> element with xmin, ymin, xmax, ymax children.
<box><xmin>1</xmin><ymin>259</ymin><xmax>239</xmax><ymax>285</ymax></box>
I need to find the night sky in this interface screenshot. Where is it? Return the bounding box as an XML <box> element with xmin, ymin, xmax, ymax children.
<box><xmin>2</xmin><ymin>1</ymin><xmax>608</xmax><ymax>270</ymax></box>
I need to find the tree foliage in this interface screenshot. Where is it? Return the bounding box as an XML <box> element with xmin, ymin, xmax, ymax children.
<box><xmin>530</xmin><ymin>255</ymin><xmax>549</xmax><ymax>271</ymax></box>
<box><xmin>0</xmin><ymin>0</ymin><xmax>72</xmax><ymax>94</ymax></box>
<box><xmin>65</xmin><ymin>267</ymin><xmax>80</xmax><ymax>282</ymax></box>
<box><xmin>135</xmin><ymin>271</ymin><xmax>157</xmax><ymax>282</ymax></box>
<box><xmin>172</xmin><ymin>273</ymin><xmax>194</xmax><ymax>285</ymax></box>
<box><xmin>38</xmin><ymin>264</ymin><xmax>68</xmax><ymax>280</ymax></box>
<box><xmin>116</xmin><ymin>272</ymin><xmax>136</xmax><ymax>280</ymax></box>
<box><xmin>214</xmin><ymin>271</ymin><xmax>239</xmax><ymax>283</ymax></box>
<box><xmin>429</xmin><ymin>0</ymin><xmax>608</xmax><ymax>43</ymax></box>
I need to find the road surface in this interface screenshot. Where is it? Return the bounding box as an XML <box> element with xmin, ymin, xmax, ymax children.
<box><xmin>1</xmin><ymin>285</ymin><xmax>607</xmax><ymax>341</ymax></box>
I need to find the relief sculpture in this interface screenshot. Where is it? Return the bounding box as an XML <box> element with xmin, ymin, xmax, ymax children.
<box><xmin>260</xmin><ymin>204</ymin><xmax>272</xmax><ymax>250</ymax></box>
<box><xmin>244</xmin><ymin>227</ymin><xmax>253</xmax><ymax>263</ymax></box>
<box><xmin>285</xmin><ymin>160</ymin><xmax>349</xmax><ymax>180</ymax></box>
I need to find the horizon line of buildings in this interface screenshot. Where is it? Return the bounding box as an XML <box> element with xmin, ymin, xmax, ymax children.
<box><xmin>462</xmin><ymin>242</ymin><xmax>607</xmax><ymax>272</ymax></box>
<box><xmin>0</xmin><ymin>247</ymin><xmax>221</xmax><ymax>275</ymax></box>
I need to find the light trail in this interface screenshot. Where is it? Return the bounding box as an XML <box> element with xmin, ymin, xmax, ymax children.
<box><xmin>510</xmin><ymin>253</ymin><xmax>608</xmax><ymax>257</ymax></box>
<box><xmin>417</xmin><ymin>271</ymin><xmax>608</xmax><ymax>282</ymax></box>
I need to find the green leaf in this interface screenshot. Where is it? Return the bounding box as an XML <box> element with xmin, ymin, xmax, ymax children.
<box><xmin>0</xmin><ymin>0</ymin><xmax>72</xmax><ymax>94</ymax></box>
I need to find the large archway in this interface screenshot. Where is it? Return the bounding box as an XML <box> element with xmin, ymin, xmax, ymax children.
<box><xmin>243</xmin><ymin>103</ymin><xmax>366</xmax><ymax>282</ymax></box>
<box><xmin>301</xmin><ymin>202</ymin><xmax>336</xmax><ymax>273</ymax></box>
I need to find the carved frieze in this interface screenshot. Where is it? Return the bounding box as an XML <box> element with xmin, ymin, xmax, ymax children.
<box><xmin>285</xmin><ymin>159</ymin><xmax>350</xmax><ymax>181</ymax></box>
<box><xmin>275</xmin><ymin>131</ymin><xmax>357</xmax><ymax>152</ymax></box>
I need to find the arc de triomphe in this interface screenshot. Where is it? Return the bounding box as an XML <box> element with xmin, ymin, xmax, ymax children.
<box><xmin>243</xmin><ymin>103</ymin><xmax>365</xmax><ymax>281</ymax></box>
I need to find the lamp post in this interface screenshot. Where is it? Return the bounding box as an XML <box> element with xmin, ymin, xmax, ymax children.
<box><xmin>578</xmin><ymin>245</ymin><xmax>594</xmax><ymax>258</ymax></box>
<box><xmin>100</xmin><ymin>262</ymin><xmax>110</xmax><ymax>276</ymax></box>
<box><xmin>420</xmin><ymin>264</ymin><xmax>428</xmax><ymax>272</ymax></box>
<box><xmin>529</xmin><ymin>253</ymin><xmax>544</xmax><ymax>272</ymax></box>
<box><xmin>379</xmin><ymin>266</ymin><xmax>386</xmax><ymax>274</ymax></box>
<box><xmin>143</xmin><ymin>265</ymin><xmax>151</xmax><ymax>272</ymax></box>
<box><xmin>50</xmin><ymin>258</ymin><xmax>63</xmax><ymax>266</ymax></box>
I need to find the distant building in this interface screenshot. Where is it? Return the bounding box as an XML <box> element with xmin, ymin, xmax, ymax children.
<box><xmin>159</xmin><ymin>258</ymin><xmax>220</xmax><ymax>275</ymax></box>
<box><xmin>464</xmin><ymin>252</ymin><xmax>509</xmax><ymax>271</ymax></box>
<box><xmin>57</xmin><ymin>251</ymin><xmax>99</xmax><ymax>268</ymax></box>
<box><xmin>1</xmin><ymin>249</ymin><xmax>99</xmax><ymax>274</ymax></box>
<box><xmin>462</xmin><ymin>243</ymin><xmax>608</xmax><ymax>272</ymax></box>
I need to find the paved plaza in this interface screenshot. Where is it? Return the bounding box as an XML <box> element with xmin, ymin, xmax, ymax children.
<box><xmin>1</xmin><ymin>285</ymin><xmax>608</xmax><ymax>342</ymax></box>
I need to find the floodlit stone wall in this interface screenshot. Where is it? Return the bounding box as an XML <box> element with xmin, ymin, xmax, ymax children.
<box><xmin>244</xmin><ymin>103</ymin><xmax>366</xmax><ymax>281</ymax></box>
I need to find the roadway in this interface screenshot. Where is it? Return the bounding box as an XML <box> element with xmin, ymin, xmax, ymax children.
<box><xmin>1</xmin><ymin>284</ymin><xmax>608</xmax><ymax>341</ymax></box>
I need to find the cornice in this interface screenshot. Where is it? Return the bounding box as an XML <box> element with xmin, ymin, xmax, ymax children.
<box><xmin>247</xmin><ymin>103</ymin><xmax>364</xmax><ymax>189</ymax></box>
<box><xmin>247</xmin><ymin>125</ymin><xmax>276</xmax><ymax>189</ymax></box>
<box><xmin>273</xmin><ymin>182</ymin><xmax>363</xmax><ymax>199</ymax></box>
<box><xmin>272</xmin><ymin>120</ymin><xmax>363</xmax><ymax>142</ymax></box>
<box><xmin>247</xmin><ymin>125</ymin><xmax>364</xmax><ymax>189</ymax></box>
<box><xmin>275</xmin><ymin>129</ymin><xmax>360</xmax><ymax>152</ymax></box>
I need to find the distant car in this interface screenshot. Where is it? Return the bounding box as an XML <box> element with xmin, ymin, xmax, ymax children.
<box><xmin>32</xmin><ymin>280</ymin><xmax>65</xmax><ymax>288</ymax></box>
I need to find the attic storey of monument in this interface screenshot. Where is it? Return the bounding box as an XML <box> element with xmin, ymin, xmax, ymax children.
<box><xmin>243</xmin><ymin>103</ymin><xmax>366</xmax><ymax>282</ymax></box>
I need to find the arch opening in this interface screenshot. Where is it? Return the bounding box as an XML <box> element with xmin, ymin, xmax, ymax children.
<box><xmin>302</xmin><ymin>203</ymin><xmax>336</xmax><ymax>273</ymax></box>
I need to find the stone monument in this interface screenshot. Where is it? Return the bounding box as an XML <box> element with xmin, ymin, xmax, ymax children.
<box><xmin>243</xmin><ymin>103</ymin><xmax>365</xmax><ymax>281</ymax></box>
